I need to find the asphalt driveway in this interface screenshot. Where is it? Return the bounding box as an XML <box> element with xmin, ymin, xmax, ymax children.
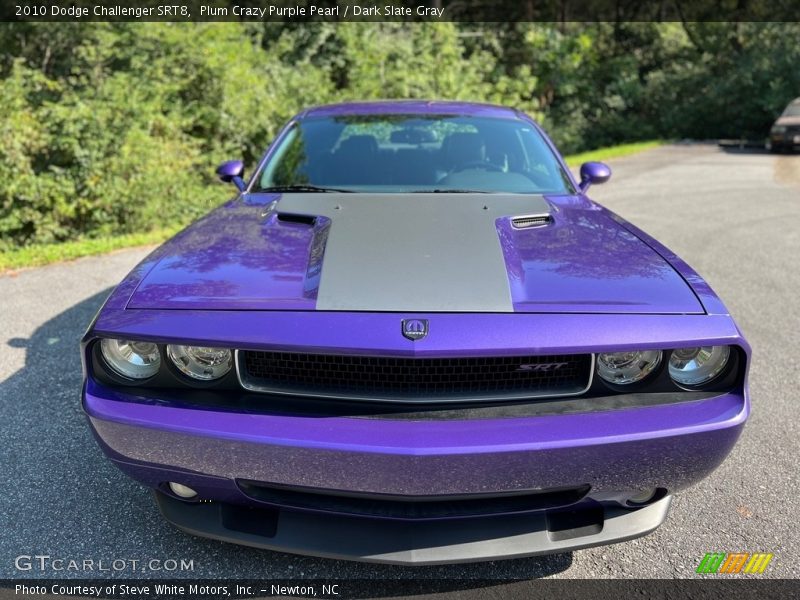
<box><xmin>1</xmin><ymin>144</ymin><xmax>798</xmax><ymax>582</ymax></box>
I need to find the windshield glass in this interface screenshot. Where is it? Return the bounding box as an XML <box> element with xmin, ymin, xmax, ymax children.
<box><xmin>256</xmin><ymin>114</ymin><xmax>574</xmax><ymax>194</ymax></box>
<box><xmin>783</xmin><ymin>104</ymin><xmax>800</xmax><ymax>117</ymax></box>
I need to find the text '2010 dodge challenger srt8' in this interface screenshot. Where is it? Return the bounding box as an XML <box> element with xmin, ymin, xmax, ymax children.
<box><xmin>82</xmin><ymin>101</ymin><xmax>750</xmax><ymax>565</ymax></box>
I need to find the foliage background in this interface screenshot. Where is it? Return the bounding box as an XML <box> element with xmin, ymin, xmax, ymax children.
<box><xmin>0</xmin><ymin>22</ymin><xmax>798</xmax><ymax>251</ymax></box>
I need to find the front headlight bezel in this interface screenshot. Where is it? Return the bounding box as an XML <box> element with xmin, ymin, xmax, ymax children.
<box><xmin>99</xmin><ymin>338</ymin><xmax>162</xmax><ymax>381</ymax></box>
<box><xmin>166</xmin><ymin>344</ymin><xmax>233</xmax><ymax>381</ymax></box>
<box><xmin>596</xmin><ymin>349</ymin><xmax>663</xmax><ymax>386</ymax></box>
<box><xmin>668</xmin><ymin>345</ymin><xmax>732</xmax><ymax>389</ymax></box>
<box><xmin>91</xmin><ymin>337</ymin><xmax>239</xmax><ymax>390</ymax></box>
<box><xmin>593</xmin><ymin>345</ymin><xmax>740</xmax><ymax>393</ymax></box>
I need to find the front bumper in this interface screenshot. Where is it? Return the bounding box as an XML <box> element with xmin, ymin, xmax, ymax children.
<box><xmin>770</xmin><ymin>132</ymin><xmax>800</xmax><ymax>149</ymax></box>
<box><xmin>85</xmin><ymin>381</ymin><xmax>746</xmax><ymax>563</ymax></box>
<box><xmin>83</xmin><ymin>310</ymin><xmax>749</xmax><ymax>563</ymax></box>
<box><xmin>86</xmin><ymin>382</ymin><xmax>746</xmax><ymax>497</ymax></box>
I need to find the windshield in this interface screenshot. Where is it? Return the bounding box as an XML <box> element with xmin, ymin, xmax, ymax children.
<box><xmin>783</xmin><ymin>104</ymin><xmax>800</xmax><ymax>117</ymax></box>
<box><xmin>255</xmin><ymin>114</ymin><xmax>574</xmax><ymax>194</ymax></box>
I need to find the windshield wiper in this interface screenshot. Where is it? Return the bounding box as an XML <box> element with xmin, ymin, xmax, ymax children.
<box><xmin>254</xmin><ymin>184</ymin><xmax>354</xmax><ymax>193</ymax></box>
<box><xmin>412</xmin><ymin>189</ymin><xmax>488</xmax><ymax>193</ymax></box>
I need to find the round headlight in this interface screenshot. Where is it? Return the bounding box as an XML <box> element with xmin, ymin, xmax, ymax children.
<box><xmin>100</xmin><ymin>338</ymin><xmax>161</xmax><ymax>380</ymax></box>
<box><xmin>167</xmin><ymin>345</ymin><xmax>232</xmax><ymax>381</ymax></box>
<box><xmin>669</xmin><ymin>346</ymin><xmax>730</xmax><ymax>387</ymax></box>
<box><xmin>596</xmin><ymin>350</ymin><xmax>662</xmax><ymax>385</ymax></box>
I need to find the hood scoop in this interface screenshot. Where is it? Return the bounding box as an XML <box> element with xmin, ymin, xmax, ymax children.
<box><xmin>277</xmin><ymin>212</ymin><xmax>317</xmax><ymax>226</ymax></box>
<box><xmin>511</xmin><ymin>213</ymin><xmax>552</xmax><ymax>229</ymax></box>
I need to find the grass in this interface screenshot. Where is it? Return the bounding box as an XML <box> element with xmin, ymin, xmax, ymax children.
<box><xmin>1</xmin><ymin>140</ymin><xmax>665</xmax><ymax>273</ymax></box>
<box><xmin>0</xmin><ymin>227</ymin><xmax>180</xmax><ymax>273</ymax></box>
<box><xmin>564</xmin><ymin>139</ymin><xmax>664</xmax><ymax>167</ymax></box>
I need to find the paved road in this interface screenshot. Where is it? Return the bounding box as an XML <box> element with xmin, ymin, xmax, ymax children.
<box><xmin>1</xmin><ymin>144</ymin><xmax>798</xmax><ymax>584</ymax></box>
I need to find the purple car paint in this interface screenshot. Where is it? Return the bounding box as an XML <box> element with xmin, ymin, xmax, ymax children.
<box><xmin>578</xmin><ymin>161</ymin><xmax>612</xmax><ymax>191</ymax></box>
<box><xmin>82</xmin><ymin>101</ymin><xmax>750</xmax><ymax>564</ymax></box>
<box><xmin>215</xmin><ymin>159</ymin><xmax>246</xmax><ymax>191</ymax></box>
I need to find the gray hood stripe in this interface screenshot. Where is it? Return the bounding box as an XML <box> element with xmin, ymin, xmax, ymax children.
<box><xmin>276</xmin><ymin>194</ymin><xmax>551</xmax><ymax>312</ymax></box>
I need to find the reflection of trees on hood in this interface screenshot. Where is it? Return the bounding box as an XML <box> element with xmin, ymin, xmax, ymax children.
<box><xmin>149</xmin><ymin>200</ymin><xmax>669</xmax><ymax>310</ymax></box>
<box><xmin>125</xmin><ymin>200</ymin><xmax>323</xmax><ymax>307</ymax></box>
<box><xmin>154</xmin><ymin>202</ymin><xmax>315</xmax><ymax>275</ymax></box>
<box><xmin>510</xmin><ymin>211</ymin><xmax>671</xmax><ymax>281</ymax></box>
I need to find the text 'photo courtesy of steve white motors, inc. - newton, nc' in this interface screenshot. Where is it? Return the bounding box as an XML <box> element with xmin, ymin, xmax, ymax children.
<box><xmin>14</xmin><ymin>583</ymin><xmax>338</xmax><ymax>598</ymax></box>
<box><xmin>22</xmin><ymin>3</ymin><xmax>447</xmax><ymax>19</ymax></box>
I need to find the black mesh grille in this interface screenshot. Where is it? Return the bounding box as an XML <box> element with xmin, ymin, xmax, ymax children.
<box><xmin>240</xmin><ymin>351</ymin><xmax>592</xmax><ymax>401</ymax></box>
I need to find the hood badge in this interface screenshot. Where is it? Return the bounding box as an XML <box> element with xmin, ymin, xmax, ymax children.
<box><xmin>402</xmin><ymin>319</ymin><xmax>429</xmax><ymax>341</ymax></box>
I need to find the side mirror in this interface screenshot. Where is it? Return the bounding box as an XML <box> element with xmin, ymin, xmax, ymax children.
<box><xmin>578</xmin><ymin>161</ymin><xmax>611</xmax><ymax>192</ymax></box>
<box><xmin>216</xmin><ymin>160</ymin><xmax>246</xmax><ymax>191</ymax></box>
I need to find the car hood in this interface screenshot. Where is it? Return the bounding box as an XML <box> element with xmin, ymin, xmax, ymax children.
<box><xmin>775</xmin><ymin>115</ymin><xmax>800</xmax><ymax>126</ymax></box>
<box><xmin>126</xmin><ymin>193</ymin><xmax>703</xmax><ymax>314</ymax></box>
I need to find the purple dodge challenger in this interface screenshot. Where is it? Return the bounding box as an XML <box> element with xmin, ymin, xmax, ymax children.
<box><xmin>82</xmin><ymin>101</ymin><xmax>750</xmax><ymax>564</ymax></box>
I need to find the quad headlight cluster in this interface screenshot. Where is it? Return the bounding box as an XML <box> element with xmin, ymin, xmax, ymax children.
<box><xmin>596</xmin><ymin>346</ymin><xmax>732</xmax><ymax>388</ymax></box>
<box><xmin>97</xmin><ymin>337</ymin><xmax>734</xmax><ymax>393</ymax></box>
<box><xmin>99</xmin><ymin>338</ymin><xmax>233</xmax><ymax>382</ymax></box>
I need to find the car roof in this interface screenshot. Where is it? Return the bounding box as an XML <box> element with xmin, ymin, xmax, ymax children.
<box><xmin>297</xmin><ymin>100</ymin><xmax>526</xmax><ymax>121</ymax></box>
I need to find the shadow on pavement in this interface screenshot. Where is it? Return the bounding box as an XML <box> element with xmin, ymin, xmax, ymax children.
<box><xmin>1</xmin><ymin>290</ymin><xmax>572</xmax><ymax>582</ymax></box>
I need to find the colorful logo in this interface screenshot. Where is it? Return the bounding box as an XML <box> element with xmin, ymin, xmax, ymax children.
<box><xmin>697</xmin><ymin>552</ymin><xmax>773</xmax><ymax>574</ymax></box>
